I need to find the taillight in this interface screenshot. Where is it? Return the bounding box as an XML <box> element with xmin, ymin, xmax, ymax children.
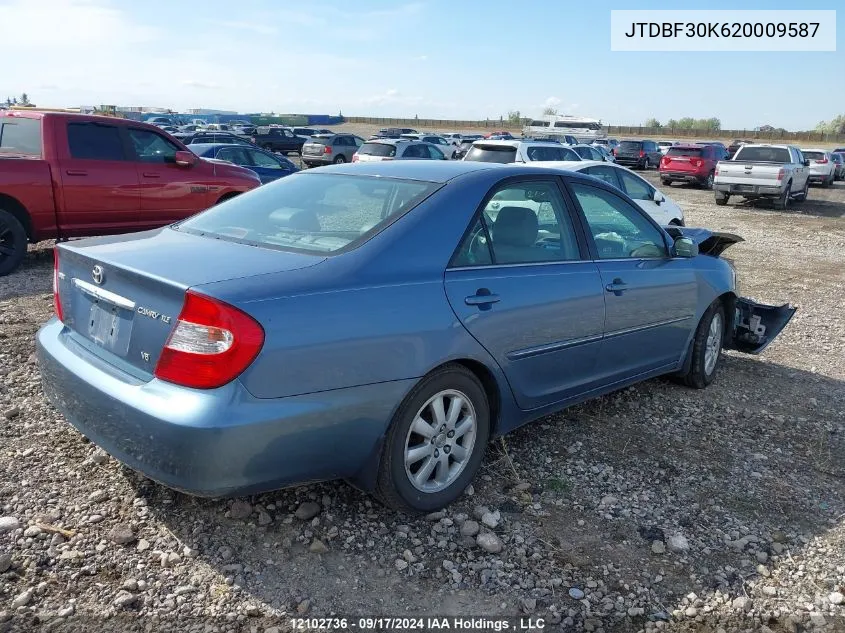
<box><xmin>352</xmin><ymin>154</ymin><xmax>359</xmax><ymax>162</ymax></box>
<box><xmin>715</xmin><ymin>166</ymin><xmax>719</xmax><ymax>176</ymax></box>
<box><xmin>154</xmin><ymin>291</ymin><xmax>264</xmax><ymax>389</ymax></box>
<box><xmin>53</xmin><ymin>247</ymin><xmax>63</xmax><ymax>322</ymax></box>
<box><xmin>612</xmin><ymin>148</ymin><xmax>617</xmax><ymax>156</ymax></box>
<box><xmin>639</xmin><ymin>150</ymin><xmax>645</xmax><ymax>157</ymax></box>
<box><xmin>817</xmin><ymin>158</ymin><xmax>828</xmax><ymax>164</ymax></box>
<box><xmin>324</xmin><ymin>146</ymin><xmax>332</xmax><ymax>154</ymax></box>
<box><xmin>690</xmin><ymin>158</ymin><xmax>702</xmax><ymax>167</ymax></box>
<box><xmin>777</xmin><ymin>168</ymin><xmax>785</xmax><ymax>181</ymax></box>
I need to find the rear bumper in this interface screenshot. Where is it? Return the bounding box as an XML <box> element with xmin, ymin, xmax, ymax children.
<box><xmin>660</xmin><ymin>170</ymin><xmax>707</xmax><ymax>182</ymax></box>
<box><xmin>37</xmin><ymin>319</ymin><xmax>412</xmax><ymax>497</ymax></box>
<box><xmin>713</xmin><ymin>183</ymin><xmax>783</xmax><ymax>197</ymax></box>
<box><xmin>302</xmin><ymin>154</ymin><xmax>332</xmax><ymax>165</ymax></box>
<box><xmin>615</xmin><ymin>156</ymin><xmax>644</xmax><ymax>166</ymax></box>
<box><xmin>807</xmin><ymin>171</ymin><xmax>832</xmax><ymax>182</ymax></box>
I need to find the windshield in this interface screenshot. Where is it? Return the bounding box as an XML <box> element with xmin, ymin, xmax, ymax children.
<box><xmin>464</xmin><ymin>145</ymin><xmax>517</xmax><ymax>163</ymax></box>
<box><xmin>734</xmin><ymin>146</ymin><xmax>791</xmax><ymax>163</ymax></box>
<box><xmin>177</xmin><ymin>174</ymin><xmax>440</xmax><ymax>254</ymax></box>
<box><xmin>526</xmin><ymin>146</ymin><xmax>580</xmax><ymax>161</ymax></box>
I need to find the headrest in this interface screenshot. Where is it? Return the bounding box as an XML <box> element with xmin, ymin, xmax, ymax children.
<box><xmin>492</xmin><ymin>206</ymin><xmax>538</xmax><ymax>247</ymax></box>
<box><xmin>268</xmin><ymin>208</ymin><xmax>321</xmax><ymax>232</ymax></box>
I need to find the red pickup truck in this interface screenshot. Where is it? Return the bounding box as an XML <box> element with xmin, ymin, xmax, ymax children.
<box><xmin>0</xmin><ymin>111</ymin><xmax>261</xmax><ymax>275</ymax></box>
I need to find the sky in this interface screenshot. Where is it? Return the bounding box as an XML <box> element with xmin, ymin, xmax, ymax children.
<box><xmin>1</xmin><ymin>0</ymin><xmax>842</xmax><ymax>131</ymax></box>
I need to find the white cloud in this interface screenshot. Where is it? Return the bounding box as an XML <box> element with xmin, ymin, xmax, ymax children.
<box><xmin>543</xmin><ymin>96</ymin><xmax>562</xmax><ymax>109</ymax></box>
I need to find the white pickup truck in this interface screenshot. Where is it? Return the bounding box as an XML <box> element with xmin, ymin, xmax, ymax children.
<box><xmin>713</xmin><ymin>144</ymin><xmax>810</xmax><ymax>210</ymax></box>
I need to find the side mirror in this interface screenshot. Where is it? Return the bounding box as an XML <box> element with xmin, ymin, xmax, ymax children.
<box><xmin>673</xmin><ymin>236</ymin><xmax>698</xmax><ymax>258</ymax></box>
<box><xmin>803</xmin><ymin>159</ymin><xmax>810</xmax><ymax>167</ymax></box>
<box><xmin>653</xmin><ymin>190</ymin><xmax>665</xmax><ymax>204</ymax></box>
<box><xmin>174</xmin><ymin>150</ymin><xmax>197</xmax><ymax>167</ymax></box>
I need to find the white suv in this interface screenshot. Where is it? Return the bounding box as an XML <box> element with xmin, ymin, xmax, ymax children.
<box><xmin>462</xmin><ymin>140</ymin><xmax>582</xmax><ymax>164</ymax></box>
<box><xmin>352</xmin><ymin>139</ymin><xmax>447</xmax><ymax>162</ymax></box>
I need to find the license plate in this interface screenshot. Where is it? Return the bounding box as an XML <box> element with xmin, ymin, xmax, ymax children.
<box><xmin>88</xmin><ymin>301</ymin><xmax>121</xmax><ymax>346</ymax></box>
<box><xmin>735</xmin><ymin>184</ymin><xmax>754</xmax><ymax>192</ymax></box>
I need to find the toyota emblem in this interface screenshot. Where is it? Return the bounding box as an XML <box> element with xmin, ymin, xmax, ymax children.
<box><xmin>92</xmin><ymin>265</ymin><xmax>105</xmax><ymax>285</ymax></box>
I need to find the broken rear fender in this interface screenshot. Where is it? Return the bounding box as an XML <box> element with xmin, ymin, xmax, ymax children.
<box><xmin>728</xmin><ymin>298</ymin><xmax>796</xmax><ymax>355</ymax></box>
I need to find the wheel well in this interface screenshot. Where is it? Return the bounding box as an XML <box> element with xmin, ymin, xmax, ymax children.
<box><xmin>0</xmin><ymin>194</ymin><xmax>33</xmax><ymax>241</ymax></box>
<box><xmin>447</xmin><ymin>359</ymin><xmax>502</xmax><ymax>437</ymax></box>
<box><xmin>216</xmin><ymin>192</ymin><xmax>240</xmax><ymax>205</ymax></box>
<box><xmin>717</xmin><ymin>291</ymin><xmax>737</xmax><ymax>344</ymax></box>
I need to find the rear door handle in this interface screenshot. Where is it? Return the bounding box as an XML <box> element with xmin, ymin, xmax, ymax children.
<box><xmin>142</xmin><ymin>172</ymin><xmax>161</xmax><ymax>178</ymax></box>
<box><xmin>605</xmin><ymin>278</ymin><xmax>628</xmax><ymax>295</ymax></box>
<box><xmin>65</xmin><ymin>169</ymin><xmax>87</xmax><ymax>176</ymax></box>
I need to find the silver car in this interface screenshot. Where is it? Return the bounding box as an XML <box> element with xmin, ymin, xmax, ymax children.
<box><xmin>301</xmin><ymin>133</ymin><xmax>366</xmax><ymax>167</ymax></box>
<box><xmin>353</xmin><ymin>139</ymin><xmax>447</xmax><ymax>163</ymax></box>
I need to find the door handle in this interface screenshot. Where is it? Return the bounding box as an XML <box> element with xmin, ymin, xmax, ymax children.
<box><xmin>65</xmin><ymin>169</ymin><xmax>87</xmax><ymax>176</ymax></box>
<box><xmin>605</xmin><ymin>278</ymin><xmax>628</xmax><ymax>295</ymax></box>
<box><xmin>465</xmin><ymin>288</ymin><xmax>500</xmax><ymax>308</ymax></box>
<box><xmin>142</xmin><ymin>172</ymin><xmax>161</xmax><ymax>178</ymax></box>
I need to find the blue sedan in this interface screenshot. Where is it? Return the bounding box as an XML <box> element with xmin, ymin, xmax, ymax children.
<box><xmin>37</xmin><ymin>161</ymin><xmax>794</xmax><ymax>512</ymax></box>
<box><xmin>188</xmin><ymin>143</ymin><xmax>298</xmax><ymax>184</ymax></box>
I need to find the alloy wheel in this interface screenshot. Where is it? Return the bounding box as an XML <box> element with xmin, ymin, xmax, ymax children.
<box><xmin>704</xmin><ymin>312</ymin><xmax>723</xmax><ymax>376</ymax></box>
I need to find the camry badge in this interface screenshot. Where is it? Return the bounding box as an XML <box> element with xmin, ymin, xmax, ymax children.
<box><xmin>92</xmin><ymin>265</ymin><xmax>105</xmax><ymax>285</ymax></box>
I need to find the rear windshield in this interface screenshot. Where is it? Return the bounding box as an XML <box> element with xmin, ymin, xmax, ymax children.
<box><xmin>309</xmin><ymin>135</ymin><xmax>334</xmax><ymax>143</ymax></box>
<box><xmin>667</xmin><ymin>147</ymin><xmax>703</xmax><ymax>157</ymax></box>
<box><xmin>734</xmin><ymin>146</ymin><xmax>791</xmax><ymax>163</ymax></box>
<box><xmin>0</xmin><ymin>117</ymin><xmax>42</xmax><ymax>156</ymax></box>
<box><xmin>618</xmin><ymin>141</ymin><xmax>643</xmax><ymax>150</ymax></box>
<box><xmin>359</xmin><ymin>143</ymin><xmax>396</xmax><ymax>157</ymax></box>
<box><xmin>802</xmin><ymin>151</ymin><xmax>824</xmax><ymax>160</ymax></box>
<box><xmin>177</xmin><ymin>174</ymin><xmax>440</xmax><ymax>254</ymax></box>
<box><xmin>526</xmin><ymin>146</ymin><xmax>580</xmax><ymax>161</ymax></box>
<box><xmin>464</xmin><ymin>145</ymin><xmax>517</xmax><ymax>163</ymax></box>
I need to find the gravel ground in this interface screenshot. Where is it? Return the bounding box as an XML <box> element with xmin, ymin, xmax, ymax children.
<box><xmin>1</xmin><ymin>154</ymin><xmax>844</xmax><ymax>633</ymax></box>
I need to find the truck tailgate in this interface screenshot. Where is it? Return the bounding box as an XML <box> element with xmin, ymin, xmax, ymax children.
<box><xmin>715</xmin><ymin>161</ymin><xmax>783</xmax><ymax>188</ymax></box>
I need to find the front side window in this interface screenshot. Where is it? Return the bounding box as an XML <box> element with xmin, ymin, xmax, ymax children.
<box><xmin>616</xmin><ymin>169</ymin><xmax>653</xmax><ymax>201</ymax></box>
<box><xmin>248</xmin><ymin>150</ymin><xmax>284</xmax><ymax>169</ymax></box>
<box><xmin>216</xmin><ymin>146</ymin><xmax>251</xmax><ymax>166</ymax></box>
<box><xmin>570</xmin><ymin>183</ymin><xmax>668</xmax><ymax>259</ymax></box>
<box><xmin>452</xmin><ymin>181</ymin><xmax>580</xmax><ymax>266</ymax></box>
<box><xmin>128</xmin><ymin>128</ymin><xmax>179</xmax><ymax>163</ymax></box>
<box><xmin>67</xmin><ymin>122</ymin><xmax>125</xmax><ymax>161</ymax></box>
<box><xmin>177</xmin><ymin>174</ymin><xmax>439</xmax><ymax>254</ymax></box>
<box><xmin>427</xmin><ymin>144</ymin><xmax>445</xmax><ymax>160</ymax></box>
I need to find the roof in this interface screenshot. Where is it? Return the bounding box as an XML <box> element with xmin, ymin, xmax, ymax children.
<box><xmin>303</xmin><ymin>159</ymin><xmax>501</xmax><ymax>183</ymax></box>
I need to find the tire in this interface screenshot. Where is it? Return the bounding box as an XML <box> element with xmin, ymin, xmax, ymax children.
<box><xmin>774</xmin><ymin>183</ymin><xmax>791</xmax><ymax>210</ymax></box>
<box><xmin>678</xmin><ymin>301</ymin><xmax>726</xmax><ymax>389</ymax></box>
<box><xmin>703</xmin><ymin>172</ymin><xmax>715</xmax><ymax>190</ymax></box>
<box><xmin>643</xmin><ymin>158</ymin><xmax>651</xmax><ymax>170</ymax></box>
<box><xmin>661</xmin><ymin>178</ymin><xmax>672</xmax><ymax>186</ymax></box>
<box><xmin>333</xmin><ymin>155</ymin><xmax>346</xmax><ymax>164</ymax></box>
<box><xmin>375</xmin><ymin>364</ymin><xmax>490</xmax><ymax>513</ymax></box>
<box><xmin>826</xmin><ymin>173</ymin><xmax>835</xmax><ymax>187</ymax></box>
<box><xmin>714</xmin><ymin>191</ymin><xmax>729</xmax><ymax>206</ymax></box>
<box><xmin>795</xmin><ymin>179</ymin><xmax>810</xmax><ymax>202</ymax></box>
<box><xmin>0</xmin><ymin>209</ymin><xmax>28</xmax><ymax>277</ymax></box>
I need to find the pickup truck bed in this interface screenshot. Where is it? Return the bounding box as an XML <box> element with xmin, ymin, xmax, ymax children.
<box><xmin>0</xmin><ymin>111</ymin><xmax>261</xmax><ymax>275</ymax></box>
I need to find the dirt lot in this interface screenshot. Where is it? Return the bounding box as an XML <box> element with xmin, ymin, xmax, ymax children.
<box><xmin>1</xmin><ymin>152</ymin><xmax>844</xmax><ymax>633</ymax></box>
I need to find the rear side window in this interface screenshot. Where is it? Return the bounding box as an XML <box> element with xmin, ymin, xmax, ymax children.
<box><xmin>67</xmin><ymin>123</ymin><xmax>125</xmax><ymax>160</ymax></box>
<box><xmin>359</xmin><ymin>143</ymin><xmax>396</xmax><ymax>157</ymax></box>
<box><xmin>465</xmin><ymin>145</ymin><xmax>517</xmax><ymax>164</ymax></box>
<box><xmin>177</xmin><ymin>174</ymin><xmax>439</xmax><ymax>254</ymax></box>
<box><xmin>0</xmin><ymin>117</ymin><xmax>42</xmax><ymax>156</ymax></box>
<box><xmin>666</xmin><ymin>147</ymin><xmax>703</xmax><ymax>157</ymax></box>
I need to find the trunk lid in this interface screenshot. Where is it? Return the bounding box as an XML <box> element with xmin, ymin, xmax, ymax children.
<box><xmin>715</xmin><ymin>161</ymin><xmax>783</xmax><ymax>187</ymax></box>
<box><xmin>55</xmin><ymin>228</ymin><xmax>325</xmax><ymax>377</ymax></box>
<box><xmin>302</xmin><ymin>142</ymin><xmax>325</xmax><ymax>155</ymax></box>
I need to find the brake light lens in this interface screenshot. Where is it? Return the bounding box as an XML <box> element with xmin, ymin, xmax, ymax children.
<box><xmin>639</xmin><ymin>150</ymin><xmax>645</xmax><ymax>157</ymax></box>
<box><xmin>324</xmin><ymin>146</ymin><xmax>332</xmax><ymax>154</ymax></box>
<box><xmin>154</xmin><ymin>291</ymin><xmax>264</xmax><ymax>389</ymax></box>
<box><xmin>817</xmin><ymin>158</ymin><xmax>828</xmax><ymax>164</ymax></box>
<box><xmin>777</xmin><ymin>168</ymin><xmax>785</xmax><ymax>180</ymax></box>
<box><xmin>352</xmin><ymin>154</ymin><xmax>359</xmax><ymax>162</ymax></box>
<box><xmin>690</xmin><ymin>158</ymin><xmax>702</xmax><ymax>167</ymax></box>
<box><xmin>53</xmin><ymin>247</ymin><xmax>63</xmax><ymax>322</ymax></box>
